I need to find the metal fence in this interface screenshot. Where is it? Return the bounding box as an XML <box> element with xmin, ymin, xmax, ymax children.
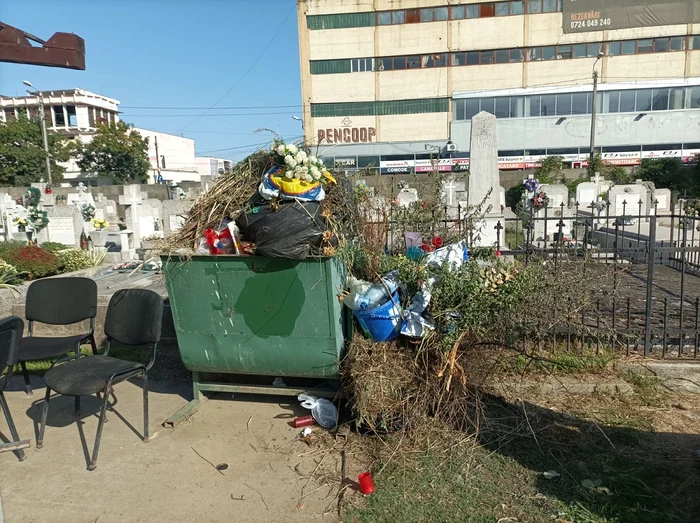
<box><xmin>365</xmin><ymin>198</ymin><xmax>700</xmax><ymax>359</ymax></box>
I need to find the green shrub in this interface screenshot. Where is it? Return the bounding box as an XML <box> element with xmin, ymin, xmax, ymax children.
<box><xmin>4</xmin><ymin>246</ymin><xmax>60</xmax><ymax>279</ymax></box>
<box><xmin>41</xmin><ymin>241</ymin><xmax>70</xmax><ymax>253</ymax></box>
<box><xmin>57</xmin><ymin>249</ymin><xmax>93</xmax><ymax>273</ymax></box>
<box><xmin>0</xmin><ymin>240</ymin><xmax>26</xmax><ymax>258</ymax></box>
<box><xmin>0</xmin><ymin>259</ymin><xmax>24</xmax><ymax>287</ymax></box>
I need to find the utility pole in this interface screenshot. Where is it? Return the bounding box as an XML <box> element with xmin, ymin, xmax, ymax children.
<box><xmin>589</xmin><ymin>52</ymin><xmax>604</xmax><ymax>164</ymax></box>
<box><xmin>23</xmin><ymin>81</ymin><xmax>52</xmax><ymax>186</ymax></box>
<box><xmin>154</xmin><ymin>136</ymin><xmax>160</xmax><ymax>183</ymax></box>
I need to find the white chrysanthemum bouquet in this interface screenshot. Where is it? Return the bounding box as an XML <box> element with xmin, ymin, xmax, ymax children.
<box><xmin>272</xmin><ymin>141</ymin><xmax>328</xmax><ymax>183</ymax></box>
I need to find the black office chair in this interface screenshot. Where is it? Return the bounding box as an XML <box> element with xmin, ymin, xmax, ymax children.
<box><xmin>37</xmin><ymin>288</ymin><xmax>163</xmax><ymax>471</ymax></box>
<box><xmin>0</xmin><ymin>316</ymin><xmax>30</xmax><ymax>461</ymax></box>
<box><xmin>19</xmin><ymin>277</ymin><xmax>98</xmax><ymax>395</ymax></box>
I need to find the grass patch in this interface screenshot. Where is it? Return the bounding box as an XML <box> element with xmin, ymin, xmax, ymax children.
<box><xmin>623</xmin><ymin>371</ymin><xmax>667</xmax><ymax>407</ymax></box>
<box><xmin>499</xmin><ymin>350</ymin><xmax>617</xmax><ymax>376</ymax></box>
<box><xmin>347</xmin><ymin>401</ymin><xmax>698</xmax><ymax>523</ymax></box>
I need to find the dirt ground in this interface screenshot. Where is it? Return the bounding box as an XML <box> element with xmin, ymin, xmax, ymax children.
<box><xmin>0</xmin><ymin>377</ymin><xmax>344</xmax><ymax>523</ymax></box>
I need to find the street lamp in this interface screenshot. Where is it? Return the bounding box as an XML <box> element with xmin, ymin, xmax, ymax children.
<box><xmin>22</xmin><ymin>81</ymin><xmax>53</xmax><ymax>186</ymax></box>
<box><xmin>589</xmin><ymin>51</ymin><xmax>605</xmax><ymax>165</ymax></box>
<box><xmin>292</xmin><ymin>115</ymin><xmax>304</xmax><ymax>132</ymax></box>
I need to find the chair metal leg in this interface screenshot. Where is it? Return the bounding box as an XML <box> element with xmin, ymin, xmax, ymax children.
<box><xmin>0</xmin><ymin>391</ymin><xmax>26</xmax><ymax>461</ymax></box>
<box><xmin>20</xmin><ymin>362</ymin><xmax>32</xmax><ymax>395</ymax></box>
<box><xmin>37</xmin><ymin>387</ymin><xmax>51</xmax><ymax>449</ymax></box>
<box><xmin>89</xmin><ymin>335</ymin><xmax>98</xmax><ymax>355</ymax></box>
<box><xmin>74</xmin><ymin>396</ymin><xmax>81</xmax><ymax>417</ymax></box>
<box><xmin>143</xmin><ymin>370</ymin><xmax>149</xmax><ymax>442</ymax></box>
<box><xmin>88</xmin><ymin>384</ymin><xmax>110</xmax><ymax>471</ymax></box>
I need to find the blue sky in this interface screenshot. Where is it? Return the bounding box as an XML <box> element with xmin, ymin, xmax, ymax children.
<box><xmin>0</xmin><ymin>0</ymin><xmax>303</xmax><ymax>160</ymax></box>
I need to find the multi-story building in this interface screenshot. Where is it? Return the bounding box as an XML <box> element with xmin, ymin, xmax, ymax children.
<box><xmin>0</xmin><ymin>88</ymin><xmax>208</xmax><ymax>185</ymax></box>
<box><xmin>297</xmin><ymin>0</ymin><xmax>700</xmax><ymax>173</ymax></box>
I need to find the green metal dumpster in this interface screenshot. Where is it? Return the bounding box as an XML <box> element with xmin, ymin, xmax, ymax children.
<box><xmin>162</xmin><ymin>255</ymin><xmax>348</xmax><ymax>401</ymax></box>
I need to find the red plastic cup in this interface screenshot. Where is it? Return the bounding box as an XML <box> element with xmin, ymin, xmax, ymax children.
<box><xmin>293</xmin><ymin>415</ymin><xmax>314</xmax><ymax>428</ymax></box>
<box><xmin>431</xmin><ymin>236</ymin><xmax>443</xmax><ymax>248</ymax></box>
<box><xmin>357</xmin><ymin>472</ymin><xmax>375</xmax><ymax>495</ymax></box>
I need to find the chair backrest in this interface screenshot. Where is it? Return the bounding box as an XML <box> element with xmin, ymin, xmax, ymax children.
<box><xmin>104</xmin><ymin>289</ymin><xmax>164</xmax><ymax>346</ymax></box>
<box><xmin>0</xmin><ymin>316</ymin><xmax>24</xmax><ymax>391</ymax></box>
<box><xmin>25</xmin><ymin>277</ymin><xmax>98</xmax><ymax>325</ymax></box>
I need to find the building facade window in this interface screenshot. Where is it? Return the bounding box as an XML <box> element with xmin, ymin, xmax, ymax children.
<box><xmin>53</xmin><ymin>106</ymin><xmax>65</xmax><ymax>126</ymax></box>
<box><xmin>453</xmin><ymin>85</ymin><xmax>700</xmax><ymax>121</ymax></box>
<box><xmin>310</xmin><ymin>35</ymin><xmax>699</xmax><ymax>75</ymax></box>
<box><xmin>311</xmin><ymin>97</ymin><xmax>449</xmax><ymax>117</ymax></box>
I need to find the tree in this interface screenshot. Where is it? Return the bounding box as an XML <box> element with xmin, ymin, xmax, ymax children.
<box><xmin>0</xmin><ymin>115</ymin><xmax>69</xmax><ymax>186</ymax></box>
<box><xmin>588</xmin><ymin>152</ymin><xmax>633</xmax><ymax>185</ymax></box>
<box><xmin>635</xmin><ymin>158</ymin><xmax>697</xmax><ymax>197</ymax></box>
<box><xmin>76</xmin><ymin>121</ymin><xmax>149</xmax><ymax>184</ymax></box>
<box><xmin>535</xmin><ymin>155</ymin><xmax>564</xmax><ymax>184</ymax></box>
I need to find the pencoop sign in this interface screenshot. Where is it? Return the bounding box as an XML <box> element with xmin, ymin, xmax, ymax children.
<box><xmin>563</xmin><ymin>0</ymin><xmax>700</xmax><ymax>34</ymax></box>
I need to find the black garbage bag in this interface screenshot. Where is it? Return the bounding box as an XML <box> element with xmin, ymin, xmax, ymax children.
<box><xmin>237</xmin><ymin>199</ymin><xmax>334</xmax><ymax>259</ymax></box>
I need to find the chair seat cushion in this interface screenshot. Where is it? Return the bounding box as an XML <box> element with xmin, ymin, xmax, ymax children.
<box><xmin>44</xmin><ymin>356</ymin><xmax>143</xmax><ymax>396</ymax></box>
<box><xmin>20</xmin><ymin>334</ymin><xmax>90</xmax><ymax>362</ymax></box>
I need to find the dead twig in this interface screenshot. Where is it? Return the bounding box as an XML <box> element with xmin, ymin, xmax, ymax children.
<box><xmin>244</xmin><ymin>482</ymin><xmax>270</xmax><ymax>511</ymax></box>
<box><xmin>247</xmin><ymin>415</ymin><xmax>254</xmax><ymax>432</ymax></box>
<box><xmin>191</xmin><ymin>447</ymin><xmax>225</xmax><ymax>476</ymax></box>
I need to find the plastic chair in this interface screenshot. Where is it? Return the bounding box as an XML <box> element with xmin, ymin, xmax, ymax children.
<box><xmin>0</xmin><ymin>316</ymin><xmax>30</xmax><ymax>461</ymax></box>
<box><xmin>19</xmin><ymin>277</ymin><xmax>98</xmax><ymax>395</ymax></box>
<box><xmin>37</xmin><ymin>288</ymin><xmax>163</xmax><ymax>471</ymax></box>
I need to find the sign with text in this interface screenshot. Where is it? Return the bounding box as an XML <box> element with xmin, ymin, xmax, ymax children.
<box><xmin>318</xmin><ymin>126</ymin><xmax>376</xmax><ymax>144</ymax></box>
<box><xmin>415</xmin><ymin>158</ymin><xmax>452</xmax><ymax>173</ymax></box>
<box><xmin>563</xmin><ymin>0</ymin><xmax>700</xmax><ymax>34</ymax></box>
<box><xmin>380</xmin><ymin>159</ymin><xmax>413</xmax><ymax>174</ymax></box>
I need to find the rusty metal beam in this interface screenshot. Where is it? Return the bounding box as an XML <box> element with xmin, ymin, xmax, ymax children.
<box><xmin>0</xmin><ymin>22</ymin><xmax>85</xmax><ymax>70</ymax></box>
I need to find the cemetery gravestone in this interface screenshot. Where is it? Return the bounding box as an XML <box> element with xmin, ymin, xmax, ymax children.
<box><xmin>608</xmin><ymin>184</ymin><xmax>647</xmax><ymax>218</ymax></box>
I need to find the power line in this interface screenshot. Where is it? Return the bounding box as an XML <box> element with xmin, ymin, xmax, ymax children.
<box><xmin>177</xmin><ymin>4</ymin><xmax>296</xmax><ymax>133</ymax></box>
<box><xmin>120</xmin><ymin>104</ymin><xmax>302</xmax><ymax>110</ymax></box>
<box><xmin>122</xmin><ymin>111</ymin><xmax>299</xmax><ymax>117</ymax></box>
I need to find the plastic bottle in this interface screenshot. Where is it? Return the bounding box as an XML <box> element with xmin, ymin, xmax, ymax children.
<box><xmin>359</xmin><ymin>271</ymin><xmax>399</xmax><ymax>310</ymax></box>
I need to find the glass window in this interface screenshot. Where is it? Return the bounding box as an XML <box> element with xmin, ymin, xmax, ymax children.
<box><xmin>378</xmin><ymin>58</ymin><xmax>393</xmax><ymax>71</ymax></box>
<box><xmin>496</xmin><ymin>49</ymin><xmax>509</xmax><ymax>63</ymax></box>
<box><xmin>622</xmin><ymin>40</ymin><xmax>636</xmax><ymax>54</ymax></box>
<box><xmin>528</xmin><ymin>0</ymin><xmax>542</xmax><ymax>12</ymax></box>
<box><xmin>637</xmin><ymin>39</ymin><xmax>653</xmax><ymax>53</ymax></box>
<box><xmin>358</xmin><ymin>156</ymin><xmax>379</xmax><ymax>169</ymax></box>
<box><xmin>607</xmin><ymin>91</ymin><xmax>620</xmax><ymax>113</ymax></box>
<box><xmin>669</xmin><ymin>88</ymin><xmax>685</xmax><ymax>110</ymax></box>
<box><xmin>66</xmin><ymin>105</ymin><xmax>78</xmax><ymax>126</ymax></box>
<box><xmin>481</xmin><ymin>50</ymin><xmax>495</xmax><ymax>64</ymax></box>
<box><xmin>620</xmin><ymin>90</ymin><xmax>635</xmax><ymax>112</ymax></box>
<box><xmin>543</xmin><ymin>46</ymin><xmax>556</xmax><ymax>60</ymax></box>
<box><xmin>495</xmin><ymin>98</ymin><xmax>510</xmax><ymax>117</ymax></box>
<box><xmin>422</xmin><ymin>55</ymin><xmax>434</xmax><ymax>68</ymax></box>
<box><xmin>671</xmin><ymin>36</ymin><xmax>686</xmax><ymax>51</ymax></box>
<box><xmin>689</xmin><ymin>87</ymin><xmax>700</xmax><ymax>109</ymax></box>
<box><xmin>543</xmin><ymin>0</ymin><xmax>557</xmax><ymax>12</ymax></box>
<box><xmin>527</xmin><ymin>95</ymin><xmax>541</xmax><ymax>116</ymax></box>
<box><xmin>434</xmin><ymin>54</ymin><xmax>447</xmax><ymax>67</ymax></box>
<box><xmin>690</xmin><ymin>36</ymin><xmax>700</xmax><ymax>50</ymax></box>
<box><xmin>510</xmin><ymin>96</ymin><xmax>525</xmax><ymax>117</ymax></box>
<box><xmin>434</xmin><ymin>7</ymin><xmax>448</xmax><ymax>20</ymax></box>
<box><xmin>378</xmin><ymin>12</ymin><xmax>392</xmax><ymax>25</ymax></box>
<box><xmin>451</xmin><ymin>53</ymin><xmax>464</xmax><ymax>66</ymax></box>
<box><xmin>571</xmin><ymin>93</ymin><xmax>588</xmax><ymax>114</ymax></box>
<box><xmin>573</xmin><ymin>44</ymin><xmax>587</xmax><ymax>58</ymax></box>
<box><xmin>636</xmin><ymin>89</ymin><xmax>652</xmax><ymax>111</ymax></box>
<box><xmin>466</xmin><ymin>4</ymin><xmax>480</xmax><ymax>17</ymax></box>
<box><xmin>481</xmin><ymin>98</ymin><xmax>495</xmax><ymax>114</ymax></box>
<box><xmin>557</xmin><ymin>45</ymin><xmax>572</xmax><ymax>59</ymax></box>
<box><xmin>53</xmin><ymin>106</ymin><xmax>65</xmax><ymax>126</ymax></box>
<box><xmin>607</xmin><ymin>41</ymin><xmax>621</xmax><ymax>56</ymax></box>
<box><xmin>420</xmin><ymin>8</ymin><xmax>434</xmax><ymax>22</ymax></box>
<box><xmin>393</xmin><ymin>10</ymin><xmax>405</xmax><ymax>23</ymax></box>
<box><xmin>528</xmin><ymin>47</ymin><xmax>543</xmax><ymax>61</ymax></box>
<box><xmin>451</xmin><ymin>5</ymin><xmax>466</xmax><ymax>19</ymax></box>
<box><xmin>467</xmin><ymin>51</ymin><xmax>480</xmax><ymax>65</ymax></box>
<box><xmin>509</xmin><ymin>49</ymin><xmax>524</xmax><ymax>62</ymax></box>
<box><xmin>556</xmin><ymin>93</ymin><xmax>572</xmax><ymax>115</ymax></box>
<box><xmin>652</xmin><ymin>88</ymin><xmax>669</xmax><ymax>111</ymax></box>
<box><xmin>654</xmin><ymin>38</ymin><xmax>669</xmax><ymax>52</ymax></box>
<box><xmin>496</xmin><ymin>2</ymin><xmax>510</xmax><ymax>15</ymax></box>
<box><xmin>454</xmin><ymin>99</ymin><xmax>466</xmax><ymax>120</ymax></box>
<box><xmin>394</xmin><ymin>56</ymin><xmax>406</xmax><ymax>69</ymax></box>
<box><xmin>466</xmin><ymin>99</ymin><xmax>480</xmax><ymax>119</ymax></box>
<box><xmin>541</xmin><ymin>94</ymin><xmax>555</xmax><ymax>116</ymax></box>
<box><xmin>407</xmin><ymin>56</ymin><xmax>420</xmax><ymax>69</ymax></box>
<box><xmin>511</xmin><ymin>1</ymin><xmax>525</xmax><ymax>14</ymax></box>
<box><xmin>406</xmin><ymin>9</ymin><xmax>420</xmax><ymax>23</ymax></box>
<box><xmin>481</xmin><ymin>3</ymin><xmax>495</xmax><ymax>17</ymax></box>
<box><xmin>587</xmin><ymin>42</ymin><xmax>602</xmax><ymax>57</ymax></box>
